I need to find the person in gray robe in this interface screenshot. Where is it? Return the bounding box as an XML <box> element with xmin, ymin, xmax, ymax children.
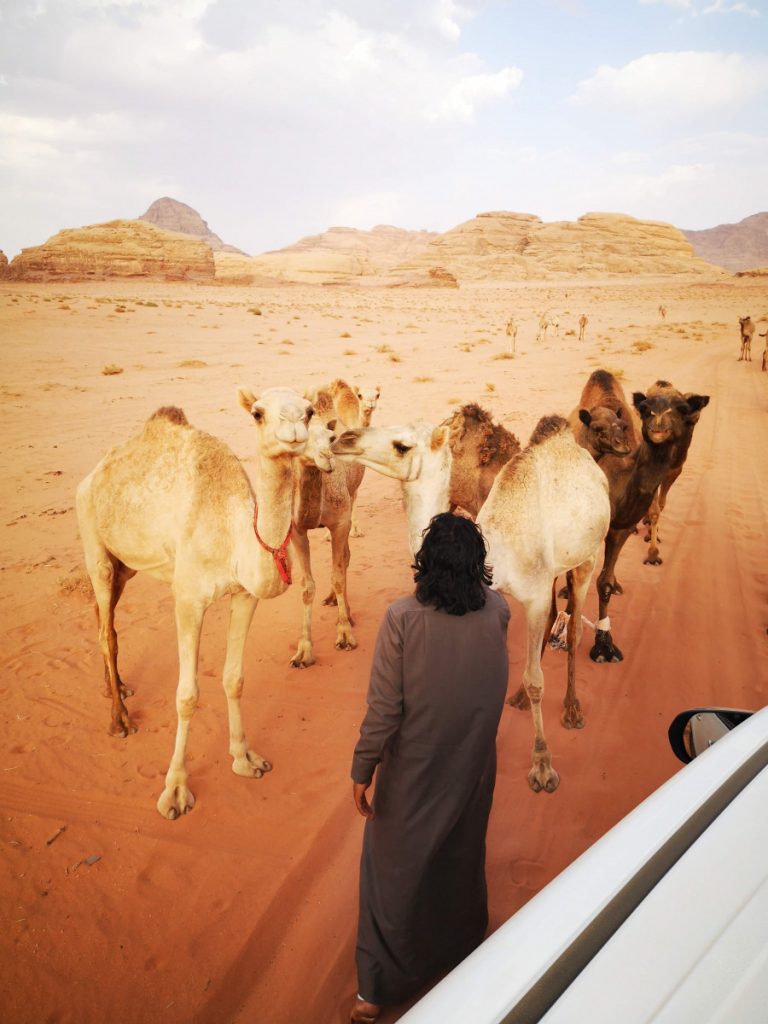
<box><xmin>350</xmin><ymin>513</ymin><xmax>510</xmax><ymax>1023</ymax></box>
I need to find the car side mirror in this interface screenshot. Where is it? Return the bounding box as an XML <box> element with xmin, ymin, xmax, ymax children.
<box><xmin>668</xmin><ymin>708</ymin><xmax>754</xmax><ymax>764</ymax></box>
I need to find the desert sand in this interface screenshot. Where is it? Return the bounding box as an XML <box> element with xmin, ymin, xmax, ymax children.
<box><xmin>1</xmin><ymin>276</ymin><xmax>767</xmax><ymax>1024</ymax></box>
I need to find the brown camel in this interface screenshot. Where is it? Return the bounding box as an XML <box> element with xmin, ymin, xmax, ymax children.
<box><xmin>642</xmin><ymin>380</ymin><xmax>710</xmax><ymax>566</ymax></box>
<box><xmin>333</xmin><ymin>415</ymin><xmax>611</xmax><ymax>793</ymax></box>
<box><xmin>738</xmin><ymin>316</ymin><xmax>754</xmax><ymax>361</ymax></box>
<box><xmin>761</xmin><ymin>331</ymin><xmax>768</xmax><ymax>371</ymax></box>
<box><xmin>568</xmin><ymin>369</ymin><xmax>637</xmax><ymax>462</ymax></box>
<box><xmin>76</xmin><ymin>388</ymin><xmax>313</xmax><ymax>818</ymax></box>
<box><xmin>441</xmin><ymin>403</ymin><xmax>520</xmax><ymax>517</ymax></box>
<box><xmin>326</xmin><ymin>378</ymin><xmax>380</xmax><ymax>535</ymax></box>
<box><xmin>289</xmin><ymin>388</ymin><xmax>362</xmax><ymax>667</ymax></box>
<box><xmin>586</xmin><ymin>379</ymin><xmax>708</xmax><ymax>663</ymax></box>
<box><xmin>578</xmin><ymin>314</ymin><xmax>588</xmax><ymax>340</ymax></box>
<box><xmin>505</xmin><ymin>316</ymin><xmax>518</xmax><ymax>353</ymax></box>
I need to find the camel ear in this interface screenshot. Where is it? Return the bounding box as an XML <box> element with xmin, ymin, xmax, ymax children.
<box><xmin>578</xmin><ymin>409</ymin><xmax>592</xmax><ymax>427</ymax></box>
<box><xmin>375</xmin><ymin>386</ymin><xmax>381</xmax><ymax>399</ymax></box>
<box><xmin>615</xmin><ymin>406</ymin><xmax>623</xmax><ymax>418</ymax></box>
<box><xmin>430</xmin><ymin>425</ymin><xmax>450</xmax><ymax>451</ymax></box>
<box><xmin>632</xmin><ymin>392</ymin><xmax>647</xmax><ymax>409</ymax></box>
<box><xmin>327</xmin><ymin>418</ymin><xmax>337</xmax><ymax>432</ymax></box>
<box><xmin>238</xmin><ymin>387</ymin><xmax>258</xmax><ymax>414</ymax></box>
<box><xmin>684</xmin><ymin>394</ymin><xmax>710</xmax><ymax>413</ymax></box>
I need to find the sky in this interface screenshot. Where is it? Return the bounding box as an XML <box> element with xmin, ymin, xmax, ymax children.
<box><xmin>0</xmin><ymin>0</ymin><xmax>766</xmax><ymax>259</ymax></box>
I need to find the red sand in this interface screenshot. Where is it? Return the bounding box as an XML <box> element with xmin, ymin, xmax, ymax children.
<box><xmin>1</xmin><ymin>279</ymin><xmax>767</xmax><ymax>1024</ymax></box>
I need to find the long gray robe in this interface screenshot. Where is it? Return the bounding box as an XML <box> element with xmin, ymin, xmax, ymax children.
<box><xmin>351</xmin><ymin>587</ymin><xmax>510</xmax><ymax>1006</ymax></box>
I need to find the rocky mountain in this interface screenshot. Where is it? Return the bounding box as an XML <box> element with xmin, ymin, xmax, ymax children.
<box><xmin>7</xmin><ymin>220</ymin><xmax>215</xmax><ymax>282</ymax></box>
<box><xmin>682</xmin><ymin>213</ymin><xmax>768</xmax><ymax>273</ymax></box>
<box><xmin>138</xmin><ymin>197</ymin><xmax>247</xmax><ymax>255</ymax></box>
<box><xmin>390</xmin><ymin>211</ymin><xmax>724</xmax><ymax>282</ymax></box>
<box><xmin>234</xmin><ymin>224</ymin><xmax>439</xmax><ymax>283</ymax></box>
<box><xmin>0</xmin><ymin>250</ymin><xmax>9</xmax><ymax>279</ymax></box>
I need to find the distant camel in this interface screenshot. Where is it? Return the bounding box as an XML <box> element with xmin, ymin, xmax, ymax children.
<box><xmin>584</xmin><ymin>376</ymin><xmax>708</xmax><ymax>663</ymax></box>
<box><xmin>441</xmin><ymin>403</ymin><xmax>520</xmax><ymax>517</ymax></box>
<box><xmin>333</xmin><ymin>415</ymin><xmax>610</xmax><ymax>794</ymax></box>
<box><xmin>536</xmin><ymin>313</ymin><xmax>550</xmax><ymax>341</ymax></box>
<box><xmin>505</xmin><ymin>317</ymin><xmax>518</xmax><ymax>353</ymax></box>
<box><xmin>761</xmin><ymin>331</ymin><xmax>768</xmax><ymax>371</ymax></box>
<box><xmin>739</xmin><ymin>317</ymin><xmax>755</xmax><ymax>361</ymax></box>
<box><xmin>642</xmin><ymin>380</ymin><xmax>710</xmax><ymax>566</ymax></box>
<box><xmin>76</xmin><ymin>389</ymin><xmax>314</xmax><ymax>818</ymax></box>
<box><xmin>578</xmin><ymin>314</ymin><xmax>588</xmax><ymax>341</ymax></box>
<box><xmin>290</xmin><ymin>389</ymin><xmax>361</xmax><ymax>667</ymax></box>
<box><xmin>568</xmin><ymin>369</ymin><xmax>636</xmax><ymax>462</ymax></box>
<box><xmin>549</xmin><ymin>317</ymin><xmax>560</xmax><ymax>337</ymax></box>
<box><xmin>658</xmin><ymin>305</ymin><xmax>667</xmax><ymax>321</ymax></box>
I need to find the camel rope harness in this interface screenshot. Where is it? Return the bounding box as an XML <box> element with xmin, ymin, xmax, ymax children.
<box><xmin>253</xmin><ymin>508</ymin><xmax>292</xmax><ymax>585</ymax></box>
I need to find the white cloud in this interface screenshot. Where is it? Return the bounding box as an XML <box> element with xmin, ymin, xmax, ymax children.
<box><xmin>426</xmin><ymin>66</ymin><xmax>523</xmax><ymax>121</ymax></box>
<box><xmin>702</xmin><ymin>0</ymin><xmax>760</xmax><ymax>15</ymax></box>
<box><xmin>571</xmin><ymin>51</ymin><xmax>768</xmax><ymax>117</ymax></box>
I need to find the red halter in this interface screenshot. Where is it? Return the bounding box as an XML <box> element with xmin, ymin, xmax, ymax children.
<box><xmin>253</xmin><ymin>509</ymin><xmax>293</xmax><ymax>585</ymax></box>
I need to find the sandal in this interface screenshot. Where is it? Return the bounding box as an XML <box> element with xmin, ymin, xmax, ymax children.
<box><xmin>350</xmin><ymin>995</ymin><xmax>381</xmax><ymax>1023</ymax></box>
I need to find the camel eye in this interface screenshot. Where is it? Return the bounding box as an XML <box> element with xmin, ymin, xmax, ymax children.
<box><xmin>306</xmin><ymin>406</ymin><xmax>314</xmax><ymax>422</ymax></box>
<box><xmin>252</xmin><ymin>408</ymin><xmax>264</xmax><ymax>422</ymax></box>
<box><xmin>393</xmin><ymin>441</ymin><xmax>412</xmax><ymax>456</ymax></box>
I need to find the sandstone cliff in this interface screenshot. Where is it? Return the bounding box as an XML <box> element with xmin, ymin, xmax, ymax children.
<box><xmin>237</xmin><ymin>224</ymin><xmax>438</xmax><ymax>283</ymax></box>
<box><xmin>7</xmin><ymin>220</ymin><xmax>216</xmax><ymax>282</ymax></box>
<box><xmin>138</xmin><ymin>197</ymin><xmax>247</xmax><ymax>255</ymax></box>
<box><xmin>683</xmin><ymin>212</ymin><xmax>768</xmax><ymax>273</ymax></box>
<box><xmin>0</xmin><ymin>251</ymin><xmax>9</xmax><ymax>279</ymax></box>
<box><xmin>391</xmin><ymin>211</ymin><xmax>724</xmax><ymax>282</ymax></box>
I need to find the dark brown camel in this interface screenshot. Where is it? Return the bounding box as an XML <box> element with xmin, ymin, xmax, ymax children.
<box><xmin>642</xmin><ymin>380</ymin><xmax>710</xmax><ymax>566</ymax></box>
<box><xmin>441</xmin><ymin>403</ymin><xmax>520</xmax><ymax>517</ymax></box>
<box><xmin>568</xmin><ymin>368</ymin><xmax>637</xmax><ymax>462</ymax></box>
<box><xmin>588</xmin><ymin>380</ymin><xmax>708</xmax><ymax>663</ymax></box>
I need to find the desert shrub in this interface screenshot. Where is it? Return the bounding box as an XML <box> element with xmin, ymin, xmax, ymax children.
<box><xmin>249</xmin><ymin>307</ymin><xmax>262</xmax><ymax>316</ymax></box>
<box><xmin>101</xmin><ymin>364</ymin><xmax>124</xmax><ymax>376</ymax></box>
<box><xmin>178</xmin><ymin>359</ymin><xmax>208</xmax><ymax>368</ymax></box>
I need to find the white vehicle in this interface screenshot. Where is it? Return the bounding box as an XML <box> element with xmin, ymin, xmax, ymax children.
<box><xmin>401</xmin><ymin>706</ymin><xmax>768</xmax><ymax>1024</ymax></box>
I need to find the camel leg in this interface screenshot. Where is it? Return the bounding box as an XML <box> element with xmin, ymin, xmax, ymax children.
<box><xmin>83</xmin><ymin>544</ymin><xmax>137</xmax><ymax>737</ymax></box>
<box><xmin>290</xmin><ymin>530</ymin><xmax>316</xmax><ymax>668</ymax></box>
<box><xmin>327</xmin><ymin>527</ymin><xmax>356</xmax><ymax>651</ymax></box>
<box><xmin>223</xmin><ymin>590</ymin><xmax>272</xmax><ymax>779</ymax></box>
<box><xmin>521</xmin><ymin>590</ymin><xmax>560</xmax><ymax>794</ymax></box>
<box><xmin>562</xmin><ymin>559</ymin><xmax>595</xmax><ymax>729</ymax></box>
<box><xmin>509</xmin><ymin>583</ymin><xmax>556</xmax><ymax>708</ymax></box>
<box><xmin>644</xmin><ymin>489</ymin><xmax>663</xmax><ymax>565</ymax></box>
<box><xmin>349</xmin><ymin>498</ymin><xmax>364</xmax><ymax>538</ymax></box>
<box><xmin>156</xmin><ymin>596</ymin><xmax>206</xmax><ymax>819</ymax></box>
<box><xmin>590</xmin><ymin>528</ymin><xmax>632</xmax><ymax>663</ymax></box>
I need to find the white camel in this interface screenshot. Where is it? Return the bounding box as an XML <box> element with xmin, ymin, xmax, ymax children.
<box><xmin>76</xmin><ymin>387</ymin><xmax>314</xmax><ymax>819</ymax></box>
<box><xmin>333</xmin><ymin>415</ymin><xmax>610</xmax><ymax>793</ymax></box>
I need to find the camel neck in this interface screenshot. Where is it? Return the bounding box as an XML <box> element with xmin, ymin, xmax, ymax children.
<box><xmin>251</xmin><ymin>453</ymin><xmax>294</xmax><ymax>549</ymax></box>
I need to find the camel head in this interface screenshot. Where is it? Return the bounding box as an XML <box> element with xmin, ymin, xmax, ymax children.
<box><xmin>578</xmin><ymin>404</ymin><xmax>633</xmax><ymax>457</ymax></box>
<box><xmin>301</xmin><ymin>416</ymin><xmax>337</xmax><ymax>473</ymax></box>
<box><xmin>632</xmin><ymin>392</ymin><xmax>690</xmax><ymax>446</ymax></box>
<box><xmin>331</xmin><ymin>423</ymin><xmax>427</xmax><ymax>482</ymax></box>
<box><xmin>238</xmin><ymin>386</ymin><xmax>313</xmax><ymax>458</ymax></box>
<box><xmin>354</xmin><ymin>385</ymin><xmax>381</xmax><ymax>427</ymax></box>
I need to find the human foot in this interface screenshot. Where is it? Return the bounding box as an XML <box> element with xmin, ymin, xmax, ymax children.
<box><xmin>351</xmin><ymin>996</ymin><xmax>381</xmax><ymax>1022</ymax></box>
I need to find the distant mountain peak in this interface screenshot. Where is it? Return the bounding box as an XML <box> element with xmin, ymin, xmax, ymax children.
<box><xmin>138</xmin><ymin>197</ymin><xmax>247</xmax><ymax>255</ymax></box>
<box><xmin>683</xmin><ymin>212</ymin><xmax>768</xmax><ymax>272</ymax></box>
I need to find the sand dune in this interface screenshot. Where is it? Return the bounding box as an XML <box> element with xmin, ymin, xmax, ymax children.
<box><xmin>1</xmin><ymin>277</ymin><xmax>767</xmax><ymax>1024</ymax></box>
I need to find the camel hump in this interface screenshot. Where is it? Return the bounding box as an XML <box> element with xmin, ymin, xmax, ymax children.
<box><xmin>587</xmin><ymin>369</ymin><xmax>619</xmax><ymax>392</ymax></box>
<box><xmin>148</xmin><ymin>406</ymin><xmax>189</xmax><ymax>426</ymax></box>
<box><xmin>529</xmin><ymin>414</ymin><xmax>569</xmax><ymax>446</ymax></box>
<box><xmin>312</xmin><ymin>387</ymin><xmax>336</xmax><ymax>421</ymax></box>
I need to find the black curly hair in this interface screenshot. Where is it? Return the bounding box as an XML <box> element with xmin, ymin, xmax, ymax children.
<box><xmin>413</xmin><ymin>512</ymin><xmax>492</xmax><ymax>615</ymax></box>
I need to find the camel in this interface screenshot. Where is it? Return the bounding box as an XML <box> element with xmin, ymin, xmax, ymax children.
<box><xmin>761</xmin><ymin>331</ymin><xmax>768</xmax><ymax>372</ymax></box>
<box><xmin>326</xmin><ymin>378</ymin><xmax>380</xmax><ymax>536</ymax></box>
<box><xmin>289</xmin><ymin>388</ymin><xmax>363</xmax><ymax>668</ymax></box>
<box><xmin>75</xmin><ymin>387</ymin><xmax>314</xmax><ymax>819</ymax></box>
<box><xmin>441</xmin><ymin>403</ymin><xmax>520</xmax><ymax>517</ymax></box>
<box><xmin>738</xmin><ymin>317</ymin><xmax>754</xmax><ymax>361</ymax></box>
<box><xmin>658</xmin><ymin>305</ymin><xmax>667</xmax><ymax>321</ymax></box>
<box><xmin>641</xmin><ymin>380</ymin><xmax>710</xmax><ymax>566</ymax></box>
<box><xmin>578</xmin><ymin>314</ymin><xmax>588</xmax><ymax>341</ymax></box>
<box><xmin>536</xmin><ymin>313</ymin><xmax>550</xmax><ymax>342</ymax></box>
<box><xmin>568</xmin><ymin>369</ymin><xmax>637</xmax><ymax>463</ymax></box>
<box><xmin>332</xmin><ymin>415</ymin><xmax>611</xmax><ymax>794</ymax></box>
<box><xmin>582</xmin><ymin>378</ymin><xmax>708</xmax><ymax>663</ymax></box>
<box><xmin>505</xmin><ymin>317</ymin><xmax>518</xmax><ymax>353</ymax></box>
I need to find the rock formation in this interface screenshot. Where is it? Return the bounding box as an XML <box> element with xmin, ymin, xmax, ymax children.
<box><xmin>683</xmin><ymin>212</ymin><xmax>768</xmax><ymax>273</ymax></box>
<box><xmin>138</xmin><ymin>197</ymin><xmax>247</xmax><ymax>255</ymax></box>
<box><xmin>239</xmin><ymin>224</ymin><xmax>438</xmax><ymax>283</ymax></box>
<box><xmin>7</xmin><ymin>220</ymin><xmax>216</xmax><ymax>282</ymax></box>
<box><xmin>0</xmin><ymin>251</ymin><xmax>9</xmax><ymax>279</ymax></box>
<box><xmin>391</xmin><ymin>211</ymin><xmax>724</xmax><ymax>282</ymax></box>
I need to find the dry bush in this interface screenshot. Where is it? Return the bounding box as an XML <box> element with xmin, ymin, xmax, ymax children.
<box><xmin>59</xmin><ymin>570</ymin><xmax>94</xmax><ymax>599</ymax></box>
<box><xmin>631</xmin><ymin>341</ymin><xmax>655</xmax><ymax>354</ymax></box>
<box><xmin>414</xmin><ymin>376</ymin><xmax>434</xmax><ymax>383</ymax></box>
<box><xmin>375</xmin><ymin>344</ymin><xmax>393</xmax><ymax>353</ymax></box>
<box><xmin>492</xmin><ymin>352</ymin><xmax>515</xmax><ymax>361</ymax></box>
<box><xmin>101</xmin><ymin>364</ymin><xmax>124</xmax><ymax>376</ymax></box>
<box><xmin>178</xmin><ymin>359</ymin><xmax>208</xmax><ymax>368</ymax></box>
<box><xmin>340</xmin><ymin>331</ymin><xmax>352</xmax><ymax>338</ymax></box>
<box><xmin>389</xmin><ymin>353</ymin><xmax>402</xmax><ymax>363</ymax></box>
<box><xmin>249</xmin><ymin>307</ymin><xmax>263</xmax><ymax>316</ymax></box>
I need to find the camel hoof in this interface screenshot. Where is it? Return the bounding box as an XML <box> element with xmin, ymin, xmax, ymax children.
<box><xmin>157</xmin><ymin>786</ymin><xmax>195</xmax><ymax>820</ymax></box>
<box><xmin>610</xmin><ymin>581</ymin><xmax>624</xmax><ymax>595</ymax></box>
<box><xmin>290</xmin><ymin>657</ymin><xmax>314</xmax><ymax>669</ymax></box>
<box><xmin>335</xmin><ymin>638</ymin><xmax>358</xmax><ymax>651</ymax></box>
<box><xmin>322</xmin><ymin>593</ymin><xmax>338</xmax><ymax>607</ymax></box>
<box><xmin>561</xmin><ymin>708</ymin><xmax>585</xmax><ymax>730</ymax></box>
<box><xmin>233</xmin><ymin>751</ymin><xmax>272</xmax><ymax>778</ymax></box>
<box><xmin>643</xmin><ymin>554</ymin><xmax>663</xmax><ymax>566</ymax></box>
<box><xmin>528</xmin><ymin>768</ymin><xmax>560</xmax><ymax>793</ymax></box>
<box><xmin>590</xmin><ymin>630</ymin><xmax>624</xmax><ymax>663</ymax></box>
<box><xmin>108</xmin><ymin>714</ymin><xmax>137</xmax><ymax>738</ymax></box>
<box><xmin>508</xmin><ymin>688</ymin><xmax>531</xmax><ymax>711</ymax></box>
